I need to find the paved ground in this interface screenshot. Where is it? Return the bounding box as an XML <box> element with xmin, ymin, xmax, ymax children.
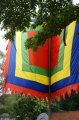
<box><xmin>1</xmin><ymin>112</ymin><xmax>79</xmax><ymax>120</ymax></box>
<box><xmin>50</xmin><ymin>111</ymin><xmax>79</xmax><ymax>120</ymax></box>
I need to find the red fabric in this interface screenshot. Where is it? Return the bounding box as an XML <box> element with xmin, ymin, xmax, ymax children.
<box><xmin>1</xmin><ymin>42</ymin><xmax>11</xmax><ymax>76</ymax></box>
<box><xmin>51</xmin><ymin>35</ymin><xmax>60</xmax><ymax>69</ymax></box>
<box><xmin>51</xmin><ymin>83</ymin><xmax>79</xmax><ymax>102</ymax></box>
<box><xmin>2</xmin><ymin>42</ymin><xmax>11</xmax><ymax>90</ymax></box>
<box><xmin>28</xmin><ymin>31</ymin><xmax>49</xmax><ymax>69</ymax></box>
<box><xmin>5</xmin><ymin>83</ymin><xmax>48</xmax><ymax>100</ymax></box>
<box><xmin>29</xmin><ymin>40</ymin><xmax>49</xmax><ymax>69</ymax></box>
<box><xmin>28</xmin><ymin>31</ymin><xmax>60</xmax><ymax>69</ymax></box>
<box><xmin>0</xmin><ymin>43</ymin><xmax>9</xmax><ymax>70</ymax></box>
<box><xmin>27</xmin><ymin>31</ymin><xmax>36</xmax><ymax>38</ymax></box>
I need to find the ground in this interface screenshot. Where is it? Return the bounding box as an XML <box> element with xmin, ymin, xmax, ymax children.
<box><xmin>50</xmin><ymin>111</ymin><xmax>79</xmax><ymax>120</ymax></box>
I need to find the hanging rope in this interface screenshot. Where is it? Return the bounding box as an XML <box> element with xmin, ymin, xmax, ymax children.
<box><xmin>63</xmin><ymin>27</ymin><xmax>67</xmax><ymax>46</ymax></box>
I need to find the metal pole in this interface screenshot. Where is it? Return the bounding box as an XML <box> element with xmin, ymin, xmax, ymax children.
<box><xmin>48</xmin><ymin>38</ymin><xmax>52</xmax><ymax>120</ymax></box>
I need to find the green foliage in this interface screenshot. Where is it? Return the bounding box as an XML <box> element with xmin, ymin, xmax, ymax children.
<box><xmin>0</xmin><ymin>51</ymin><xmax>4</xmax><ymax>58</ymax></box>
<box><xmin>25</xmin><ymin>31</ymin><xmax>47</xmax><ymax>51</ymax></box>
<box><xmin>0</xmin><ymin>0</ymin><xmax>79</xmax><ymax>49</ymax></box>
<box><xmin>0</xmin><ymin>95</ymin><xmax>7</xmax><ymax>114</ymax></box>
<box><xmin>51</xmin><ymin>98</ymin><xmax>63</xmax><ymax>112</ymax></box>
<box><xmin>51</xmin><ymin>90</ymin><xmax>79</xmax><ymax>112</ymax></box>
<box><xmin>58</xmin><ymin>90</ymin><xmax>79</xmax><ymax>111</ymax></box>
<box><xmin>3</xmin><ymin>30</ymin><xmax>15</xmax><ymax>41</ymax></box>
<box><xmin>0</xmin><ymin>0</ymin><xmax>35</xmax><ymax>30</ymax></box>
<box><xmin>25</xmin><ymin>0</ymin><xmax>79</xmax><ymax>50</ymax></box>
<box><xmin>1</xmin><ymin>90</ymin><xmax>79</xmax><ymax>119</ymax></box>
<box><xmin>0</xmin><ymin>94</ymin><xmax>16</xmax><ymax>117</ymax></box>
<box><xmin>14</xmin><ymin>93</ymin><xmax>48</xmax><ymax>120</ymax></box>
<box><xmin>12</xmin><ymin>90</ymin><xmax>79</xmax><ymax>119</ymax></box>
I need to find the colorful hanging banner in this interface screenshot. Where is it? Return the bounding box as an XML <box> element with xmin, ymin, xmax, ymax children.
<box><xmin>2</xmin><ymin>21</ymin><xmax>79</xmax><ymax>100</ymax></box>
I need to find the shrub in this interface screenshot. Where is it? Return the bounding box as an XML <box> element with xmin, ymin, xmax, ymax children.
<box><xmin>0</xmin><ymin>94</ymin><xmax>16</xmax><ymax>117</ymax></box>
<box><xmin>14</xmin><ymin>93</ymin><xmax>48</xmax><ymax>120</ymax></box>
<box><xmin>1</xmin><ymin>90</ymin><xmax>79</xmax><ymax>120</ymax></box>
<box><xmin>58</xmin><ymin>90</ymin><xmax>79</xmax><ymax>111</ymax></box>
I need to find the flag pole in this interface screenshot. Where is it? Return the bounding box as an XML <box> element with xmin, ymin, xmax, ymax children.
<box><xmin>48</xmin><ymin>38</ymin><xmax>52</xmax><ymax>120</ymax></box>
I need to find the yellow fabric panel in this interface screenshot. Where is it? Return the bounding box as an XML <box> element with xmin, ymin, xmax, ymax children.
<box><xmin>51</xmin><ymin>21</ymin><xmax>76</xmax><ymax>85</ymax></box>
<box><xmin>15</xmin><ymin>21</ymin><xmax>76</xmax><ymax>86</ymax></box>
<box><xmin>15</xmin><ymin>31</ymin><xmax>49</xmax><ymax>85</ymax></box>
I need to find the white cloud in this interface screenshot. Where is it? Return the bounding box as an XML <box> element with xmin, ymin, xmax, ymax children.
<box><xmin>0</xmin><ymin>29</ymin><xmax>7</xmax><ymax>52</ymax></box>
<box><xmin>73</xmin><ymin>0</ymin><xmax>79</xmax><ymax>4</ymax></box>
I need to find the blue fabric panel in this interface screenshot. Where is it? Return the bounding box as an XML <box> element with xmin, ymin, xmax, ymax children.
<box><xmin>51</xmin><ymin>23</ymin><xmax>79</xmax><ymax>92</ymax></box>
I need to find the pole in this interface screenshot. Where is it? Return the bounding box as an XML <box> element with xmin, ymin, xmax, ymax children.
<box><xmin>48</xmin><ymin>38</ymin><xmax>52</xmax><ymax>120</ymax></box>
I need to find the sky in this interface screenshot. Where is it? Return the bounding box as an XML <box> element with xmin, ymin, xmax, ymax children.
<box><xmin>73</xmin><ymin>0</ymin><xmax>79</xmax><ymax>4</ymax></box>
<box><xmin>0</xmin><ymin>29</ymin><xmax>7</xmax><ymax>53</ymax></box>
<box><xmin>0</xmin><ymin>0</ymin><xmax>79</xmax><ymax>52</ymax></box>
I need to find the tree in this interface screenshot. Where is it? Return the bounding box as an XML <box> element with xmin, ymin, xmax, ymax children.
<box><xmin>0</xmin><ymin>0</ymin><xmax>79</xmax><ymax>50</ymax></box>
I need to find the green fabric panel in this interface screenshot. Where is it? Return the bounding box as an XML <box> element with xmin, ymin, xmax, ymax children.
<box><xmin>21</xmin><ymin>32</ymin><xmax>29</xmax><ymax>66</ymax></box>
<box><xmin>21</xmin><ymin>31</ymin><xmax>48</xmax><ymax>76</ymax></box>
<box><xmin>21</xmin><ymin>26</ymin><xmax>68</xmax><ymax>77</ymax></box>
<box><xmin>51</xmin><ymin>27</ymin><xmax>68</xmax><ymax>75</ymax></box>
